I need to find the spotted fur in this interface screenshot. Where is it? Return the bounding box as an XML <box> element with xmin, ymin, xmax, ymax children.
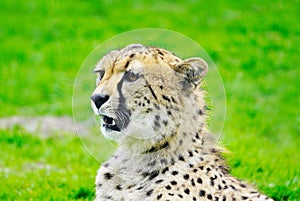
<box><xmin>90</xmin><ymin>44</ymin><xmax>273</xmax><ymax>201</ymax></box>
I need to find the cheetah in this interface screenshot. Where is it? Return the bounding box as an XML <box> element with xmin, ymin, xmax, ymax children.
<box><xmin>90</xmin><ymin>44</ymin><xmax>273</xmax><ymax>201</ymax></box>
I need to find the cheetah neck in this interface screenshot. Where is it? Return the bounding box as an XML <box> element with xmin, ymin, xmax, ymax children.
<box><xmin>105</xmin><ymin>91</ymin><xmax>221</xmax><ymax>174</ymax></box>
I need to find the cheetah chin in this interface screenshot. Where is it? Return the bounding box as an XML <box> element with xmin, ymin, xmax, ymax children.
<box><xmin>90</xmin><ymin>44</ymin><xmax>274</xmax><ymax>201</ymax></box>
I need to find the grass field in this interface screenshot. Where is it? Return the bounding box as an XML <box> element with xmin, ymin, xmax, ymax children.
<box><xmin>0</xmin><ymin>0</ymin><xmax>299</xmax><ymax>200</ymax></box>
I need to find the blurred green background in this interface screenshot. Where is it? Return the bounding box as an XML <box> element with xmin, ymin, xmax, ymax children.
<box><xmin>0</xmin><ymin>0</ymin><xmax>299</xmax><ymax>200</ymax></box>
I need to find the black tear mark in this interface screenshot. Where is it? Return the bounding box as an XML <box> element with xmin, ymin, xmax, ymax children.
<box><xmin>116</xmin><ymin>75</ymin><xmax>131</xmax><ymax>130</ymax></box>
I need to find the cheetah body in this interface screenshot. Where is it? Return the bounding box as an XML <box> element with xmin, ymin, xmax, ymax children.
<box><xmin>91</xmin><ymin>44</ymin><xmax>273</xmax><ymax>201</ymax></box>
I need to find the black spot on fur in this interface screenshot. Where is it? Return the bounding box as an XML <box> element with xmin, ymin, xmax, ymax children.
<box><xmin>146</xmin><ymin>189</ymin><xmax>153</xmax><ymax>196</ymax></box>
<box><xmin>230</xmin><ymin>185</ymin><xmax>236</xmax><ymax>190</ymax></box>
<box><xmin>207</xmin><ymin>194</ymin><xmax>213</xmax><ymax>200</ymax></box>
<box><xmin>162</xmin><ymin>167</ymin><xmax>169</xmax><ymax>174</ymax></box>
<box><xmin>171</xmin><ymin>171</ymin><xmax>178</xmax><ymax>175</ymax></box>
<box><xmin>170</xmin><ymin>181</ymin><xmax>177</xmax><ymax>185</ymax></box>
<box><xmin>198</xmin><ymin>109</ymin><xmax>204</xmax><ymax>115</ymax></box>
<box><xmin>211</xmin><ymin>148</ymin><xmax>218</xmax><ymax>153</ymax></box>
<box><xmin>157</xmin><ymin>194</ymin><xmax>162</xmax><ymax>199</ymax></box>
<box><xmin>171</xmin><ymin>96</ymin><xmax>177</xmax><ymax>103</ymax></box>
<box><xmin>146</xmin><ymin>108</ymin><xmax>153</xmax><ymax>113</ymax></box>
<box><xmin>127</xmin><ymin>184</ymin><xmax>136</xmax><ymax>189</ymax></box>
<box><xmin>240</xmin><ymin>183</ymin><xmax>247</xmax><ymax>188</ymax></box>
<box><xmin>183</xmin><ymin>174</ymin><xmax>189</xmax><ymax>180</ymax></box>
<box><xmin>162</xmin><ymin>95</ymin><xmax>171</xmax><ymax>102</ymax></box>
<box><xmin>148</xmin><ymin>170</ymin><xmax>159</xmax><ymax>180</ymax></box>
<box><xmin>178</xmin><ymin>194</ymin><xmax>183</xmax><ymax>198</ymax></box>
<box><xmin>178</xmin><ymin>155</ymin><xmax>185</xmax><ymax>161</ymax></box>
<box><xmin>197</xmin><ymin>177</ymin><xmax>203</xmax><ymax>184</ymax></box>
<box><xmin>116</xmin><ymin>184</ymin><xmax>122</xmax><ymax>190</ymax></box>
<box><xmin>199</xmin><ymin>190</ymin><xmax>206</xmax><ymax>197</ymax></box>
<box><xmin>191</xmin><ymin>178</ymin><xmax>195</xmax><ymax>186</ymax></box>
<box><xmin>162</xmin><ymin>141</ymin><xmax>169</xmax><ymax>149</ymax></box>
<box><xmin>184</xmin><ymin>189</ymin><xmax>190</xmax><ymax>194</ymax></box>
<box><xmin>165</xmin><ymin>185</ymin><xmax>171</xmax><ymax>190</ymax></box>
<box><xmin>146</xmin><ymin>147</ymin><xmax>156</xmax><ymax>153</ymax></box>
<box><xmin>158</xmin><ymin>51</ymin><xmax>164</xmax><ymax>56</ymax></box>
<box><xmin>104</xmin><ymin>172</ymin><xmax>113</xmax><ymax>180</ymax></box>
<box><xmin>155</xmin><ymin>179</ymin><xmax>164</xmax><ymax>184</ymax></box>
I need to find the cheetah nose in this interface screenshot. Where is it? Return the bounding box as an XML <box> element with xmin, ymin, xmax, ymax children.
<box><xmin>90</xmin><ymin>94</ymin><xmax>109</xmax><ymax>110</ymax></box>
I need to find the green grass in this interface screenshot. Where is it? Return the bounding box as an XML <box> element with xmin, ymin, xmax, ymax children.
<box><xmin>0</xmin><ymin>0</ymin><xmax>299</xmax><ymax>200</ymax></box>
<box><xmin>0</xmin><ymin>127</ymin><xmax>97</xmax><ymax>200</ymax></box>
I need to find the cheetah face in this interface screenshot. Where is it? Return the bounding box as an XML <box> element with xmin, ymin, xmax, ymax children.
<box><xmin>91</xmin><ymin>60</ymin><xmax>178</xmax><ymax>142</ymax></box>
<box><xmin>90</xmin><ymin>44</ymin><xmax>208</xmax><ymax>147</ymax></box>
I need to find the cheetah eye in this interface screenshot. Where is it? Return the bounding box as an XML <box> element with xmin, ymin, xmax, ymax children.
<box><xmin>95</xmin><ymin>70</ymin><xmax>105</xmax><ymax>86</ymax></box>
<box><xmin>124</xmin><ymin>71</ymin><xmax>141</xmax><ymax>82</ymax></box>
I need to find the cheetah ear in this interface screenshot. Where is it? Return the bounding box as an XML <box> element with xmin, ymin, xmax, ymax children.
<box><xmin>174</xmin><ymin>57</ymin><xmax>208</xmax><ymax>88</ymax></box>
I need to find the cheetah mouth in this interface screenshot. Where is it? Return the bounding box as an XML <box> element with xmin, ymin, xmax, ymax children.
<box><xmin>101</xmin><ymin>115</ymin><xmax>121</xmax><ymax>132</ymax></box>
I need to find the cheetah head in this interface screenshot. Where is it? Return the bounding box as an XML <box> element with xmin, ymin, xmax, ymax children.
<box><xmin>91</xmin><ymin>44</ymin><xmax>208</xmax><ymax>153</ymax></box>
